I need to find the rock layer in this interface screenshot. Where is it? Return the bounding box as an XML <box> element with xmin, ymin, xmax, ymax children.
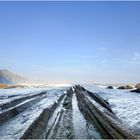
<box><xmin>0</xmin><ymin>85</ymin><xmax>137</xmax><ymax>139</ymax></box>
<box><xmin>74</xmin><ymin>85</ymin><xmax>136</xmax><ymax>139</ymax></box>
<box><xmin>118</xmin><ymin>85</ymin><xmax>133</xmax><ymax>89</ymax></box>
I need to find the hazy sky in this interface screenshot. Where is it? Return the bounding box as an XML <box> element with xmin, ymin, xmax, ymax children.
<box><xmin>0</xmin><ymin>1</ymin><xmax>140</xmax><ymax>84</ymax></box>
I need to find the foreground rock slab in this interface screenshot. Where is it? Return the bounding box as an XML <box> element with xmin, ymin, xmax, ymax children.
<box><xmin>0</xmin><ymin>85</ymin><xmax>137</xmax><ymax>139</ymax></box>
<box><xmin>74</xmin><ymin>85</ymin><xmax>136</xmax><ymax>139</ymax></box>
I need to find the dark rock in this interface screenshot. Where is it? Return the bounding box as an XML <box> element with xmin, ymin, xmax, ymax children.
<box><xmin>117</xmin><ymin>86</ymin><xmax>126</xmax><ymax>89</ymax></box>
<box><xmin>106</xmin><ymin>86</ymin><xmax>114</xmax><ymax>89</ymax></box>
<box><xmin>63</xmin><ymin>101</ymin><xmax>69</xmax><ymax>107</ymax></box>
<box><xmin>117</xmin><ymin>85</ymin><xmax>133</xmax><ymax>89</ymax></box>
<box><xmin>135</xmin><ymin>83</ymin><xmax>140</xmax><ymax>89</ymax></box>
<box><xmin>63</xmin><ymin>100</ymin><xmax>71</xmax><ymax>109</ymax></box>
<box><xmin>130</xmin><ymin>88</ymin><xmax>140</xmax><ymax>93</ymax></box>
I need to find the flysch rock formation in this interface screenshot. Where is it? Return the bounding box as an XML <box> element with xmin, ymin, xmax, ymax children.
<box><xmin>0</xmin><ymin>85</ymin><xmax>137</xmax><ymax>139</ymax></box>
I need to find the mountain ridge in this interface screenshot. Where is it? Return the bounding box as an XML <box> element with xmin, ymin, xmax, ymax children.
<box><xmin>0</xmin><ymin>69</ymin><xmax>30</xmax><ymax>85</ymax></box>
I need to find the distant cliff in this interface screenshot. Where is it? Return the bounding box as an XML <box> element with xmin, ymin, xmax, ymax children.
<box><xmin>0</xmin><ymin>69</ymin><xmax>29</xmax><ymax>85</ymax></box>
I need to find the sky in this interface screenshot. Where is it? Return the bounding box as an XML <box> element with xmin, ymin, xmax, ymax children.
<box><xmin>0</xmin><ymin>1</ymin><xmax>140</xmax><ymax>84</ymax></box>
